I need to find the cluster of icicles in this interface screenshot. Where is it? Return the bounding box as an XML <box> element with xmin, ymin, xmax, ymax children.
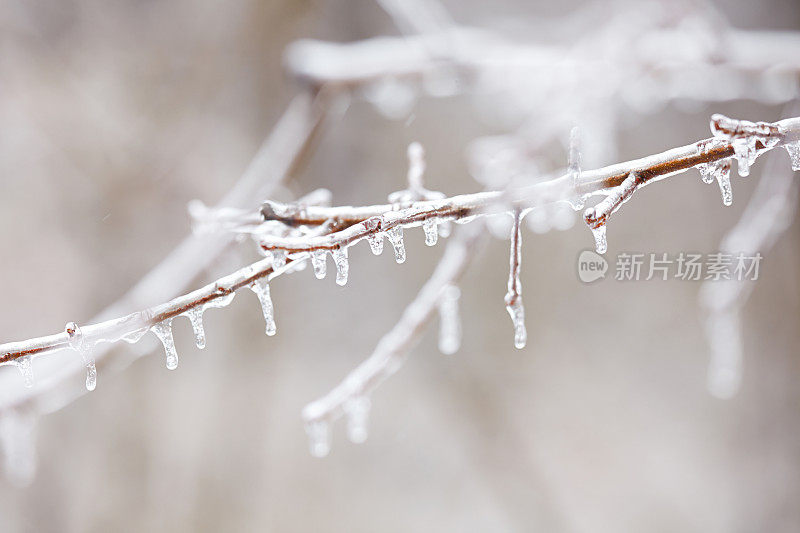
<box><xmin>582</xmin><ymin>117</ymin><xmax>800</xmax><ymax>255</ymax></box>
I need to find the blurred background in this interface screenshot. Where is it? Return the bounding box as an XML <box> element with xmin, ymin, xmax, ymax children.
<box><xmin>1</xmin><ymin>0</ymin><xmax>799</xmax><ymax>531</ymax></box>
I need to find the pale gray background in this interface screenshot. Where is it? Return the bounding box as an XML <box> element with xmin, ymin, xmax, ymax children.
<box><xmin>0</xmin><ymin>0</ymin><xmax>799</xmax><ymax>531</ymax></box>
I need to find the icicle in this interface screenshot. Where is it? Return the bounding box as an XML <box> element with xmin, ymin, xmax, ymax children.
<box><xmin>249</xmin><ymin>278</ymin><xmax>276</xmax><ymax>336</ymax></box>
<box><xmin>306</xmin><ymin>420</ymin><xmax>331</xmax><ymax>457</ymax></box>
<box><xmin>151</xmin><ymin>319</ymin><xmax>178</xmax><ymax>370</ymax></box>
<box><xmin>15</xmin><ymin>355</ymin><xmax>33</xmax><ymax>388</ymax></box>
<box><xmin>731</xmin><ymin>136</ymin><xmax>757</xmax><ymax>177</ymax></box>
<box><xmin>438</xmin><ymin>220</ymin><xmax>452</xmax><ymax>238</ymax></box>
<box><xmin>184</xmin><ymin>308</ymin><xmax>206</xmax><ymax>349</ymax></box>
<box><xmin>437</xmin><ymin>284</ymin><xmax>461</xmax><ymax>355</ymax></box>
<box><xmin>367</xmin><ymin>233</ymin><xmax>384</xmax><ymax>255</ymax></box>
<box><xmin>505</xmin><ymin>209</ymin><xmax>527</xmax><ymax>349</ymax></box>
<box><xmin>698</xmin><ymin>163</ymin><xmax>716</xmax><ymax>184</ymax></box>
<box><xmin>332</xmin><ymin>247</ymin><xmax>349</xmax><ymax>286</ymax></box>
<box><xmin>0</xmin><ymin>410</ymin><xmax>37</xmax><ymax>486</ymax></box>
<box><xmin>591</xmin><ymin>225</ymin><xmax>607</xmax><ymax>254</ymax></box>
<box><xmin>66</xmin><ymin>322</ymin><xmax>96</xmax><ymax>391</ymax></box>
<box><xmin>785</xmin><ymin>141</ymin><xmax>800</xmax><ymax>171</ymax></box>
<box><xmin>422</xmin><ymin>219</ymin><xmax>438</xmax><ymax>246</ymax></box>
<box><xmin>271</xmin><ymin>249</ymin><xmax>287</xmax><ymax>270</ymax></box>
<box><xmin>506</xmin><ymin>299</ymin><xmax>527</xmax><ymax>349</ymax></box>
<box><xmin>387</xmin><ymin>226</ymin><xmax>406</xmax><ymax>263</ymax></box>
<box><xmin>344</xmin><ymin>396</ymin><xmax>371</xmax><ymax>444</ymax></box>
<box><xmin>698</xmin><ymin>159</ymin><xmax>733</xmax><ymax>206</ymax></box>
<box><xmin>311</xmin><ymin>250</ymin><xmax>327</xmax><ymax>279</ymax></box>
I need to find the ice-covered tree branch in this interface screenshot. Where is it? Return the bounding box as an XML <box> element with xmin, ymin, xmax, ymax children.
<box><xmin>3</xmin><ymin>113</ymin><xmax>799</xmax><ymax>373</ymax></box>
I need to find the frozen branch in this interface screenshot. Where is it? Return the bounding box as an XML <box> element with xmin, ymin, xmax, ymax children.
<box><xmin>3</xmin><ymin>114</ymin><xmax>797</xmax><ymax>375</ymax></box>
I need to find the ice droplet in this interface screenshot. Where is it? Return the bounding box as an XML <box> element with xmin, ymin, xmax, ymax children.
<box><xmin>306</xmin><ymin>420</ymin><xmax>331</xmax><ymax>457</ymax></box>
<box><xmin>344</xmin><ymin>396</ymin><xmax>371</xmax><ymax>444</ymax></box>
<box><xmin>731</xmin><ymin>136</ymin><xmax>757</xmax><ymax>177</ymax></box>
<box><xmin>784</xmin><ymin>140</ymin><xmax>800</xmax><ymax>171</ymax></box>
<box><xmin>422</xmin><ymin>219</ymin><xmax>438</xmax><ymax>246</ymax></box>
<box><xmin>151</xmin><ymin>319</ymin><xmax>178</xmax><ymax>370</ymax></box>
<box><xmin>271</xmin><ymin>249</ymin><xmax>287</xmax><ymax>270</ymax></box>
<box><xmin>438</xmin><ymin>220</ymin><xmax>452</xmax><ymax>238</ymax></box>
<box><xmin>387</xmin><ymin>226</ymin><xmax>406</xmax><ymax>263</ymax></box>
<box><xmin>15</xmin><ymin>355</ymin><xmax>33</xmax><ymax>388</ymax></box>
<box><xmin>506</xmin><ymin>299</ymin><xmax>527</xmax><ymax>349</ymax></box>
<box><xmin>249</xmin><ymin>278</ymin><xmax>276</xmax><ymax>336</ymax></box>
<box><xmin>698</xmin><ymin>159</ymin><xmax>733</xmax><ymax>206</ymax></box>
<box><xmin>367</xmin><ymin>233</ymin><xmax>384</xmax><ymax>255</ymax></box>
<box><xmin>332</xmin><ymin>247</ymin><xmax>349</xmax><ymax>286</ymax></box>
<box><xmin>0</xmin><ymin>410</ymin><xmax>37</xmax><ymax>486</ymax></box>
<box><xmin>66</xmin><ymin>322</ymin><xmax>96</xmax><ymax>391</ymax></box>
<box><xmin>184</xmin><ymin>308</ymin><xmax>206</xmax><ymax>349</ymax></box>
<box><xmin>591</xmin><ymin>224</ymin><xmax>607</xmax><ymax>254</ymax></box>
<box><xmin>437</xmin><ymin>284</ymin><xmax>461</xmax><ymax>355</ymax></box>
<box><xmin>311</xmin><ymin>250</ymin><xmax>327</xmax><ymax>279</ymax></box>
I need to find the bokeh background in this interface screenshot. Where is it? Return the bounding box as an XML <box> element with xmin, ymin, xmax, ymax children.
<box><xmin>1</xmin><ymin>0</ymin><xmax>799</xmax><ymax>531</ymax></box>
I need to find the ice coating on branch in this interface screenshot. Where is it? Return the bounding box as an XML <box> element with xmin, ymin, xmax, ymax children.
<box><xmin>437</xmin><ymin>284</ymin><xmax>461</xmax><ymax>355</ymax></box>
<box><xmin>206</xmin><ymin>291</ymin><xmax>236</xmax><ymax>309</ymax></box>
<box><xmin>698</xmin><ymin>159</ymin><xmax>733</xmax><ymax>206</ymax></box>
<box><xmin>271</xmin><ymin>249</ymin><xmax>287</xmax><ymax>270</ymax></box>
<box><xmin>151</xmin><ymin>319</ymin><xmax>178</xmax><ymax>370</ymax></box>
<box><xmin>506</xmin><ymin>299</ymin><xmax>527</xmax><ymax>349</ymax></box>
<box><xmin>183</xmin><ymin>308</ymin><xmax>206</xmax><ymax>349</ymax></box>
<box><xmin>387</xmin><ymin>226</ymin><xmax>406</xmax><ymax>263</ymax></box>
<box><xmin>249</xmin><ymin>278</ymin><xmax>276</xmax><ymax>336</ymax></box>
<box><xmin>311</xmin><ymin>250</ymin><xmax>327</xmax><ymax>279</ymax></box>
<box><xmin>785</xmin><ymin>141</ymin><xmax>800</xmax><ymax>171</ymax></box>
<box><xmin>731</xmin><ymin>136</ymin><xmax>757</xmax><ymax>177</ymax></box>
<box><xmin>344</xmin><ymin>396</ymin><xmax>371</xmax><ymax>444</ymax></box>
<box><xmin>332</xmin><ymin>247</ymin><xmax>349</xmax><ymax>286</ymax></box>
<box><xmin>14</xmin><ymin>355</ymin><xmax>33</xmax><ymax>388</ymax></box>
<box><xmin>66</xmin><ymin>322</ymin><xmax>96</xmax><ymax>391</ymax></box>
<box><xmin>0</xmin><ymin>410</ymin><xmax>36</xmax><ymax>486</ymax></box>
<box><xmin>590</xmin><ymin>225</ymin><xmax>607</xmax><ymax>254</ymax></box>
<box><xmin>367</xmin><ymin>233</ymin><xmax>384</xmax><ymax>255</ymax></box>
<box><xmin>306</xmin><ymin>420</ymin><xmax>331</xmax><ymax>457</ymax></box>
<box><xmin>422</xmin><ymin>218</ymin><xmax>438</xmax><ymax>246</ymax></box>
